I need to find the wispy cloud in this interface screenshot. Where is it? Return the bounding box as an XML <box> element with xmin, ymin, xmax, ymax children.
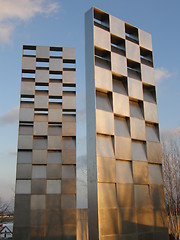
<box><xmin>0</xmin><ymin>0</ymin><xmax>60</xmax><ymax>43</ymax></box>
<box><xmin>0</xmin><ymin>106</ymin><xmax>19</xmax><ymax>125</ymax></box>
<box><xmin>154</xmin><ymin>67</ymin><xmax>173</xmax><ymax>83</ymax></box>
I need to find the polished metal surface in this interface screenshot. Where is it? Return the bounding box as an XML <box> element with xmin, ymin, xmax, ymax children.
<box><xmin>13</xmin><ymin>45</ymin><xmax>77</xmax><ymax>240</ymax></box>
<box><xmin>85</xmin><ymin>6</ymin><xmax>168</xmax><ymax>240</ymax></box>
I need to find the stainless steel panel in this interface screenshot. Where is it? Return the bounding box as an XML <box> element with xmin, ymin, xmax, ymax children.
<box><xmin>116</xmin><ymin>160</ymin><xmax>133</xmax><ymax>183</ymax></box>
<box><xmin>63</xmin><ymin>71</ymin><xmax>76</xmax><ymax>84</ymax></box>
<box><xmin>128</xmin><ymin>78</ymin><xmax>143</xmax><ymax>100</ymax></box>
<box><xmin>62</xmin><ymin>122</ymin><xmax>76</xmax><ymax>136</ymax></box>
<box><xmin>144</xmin><ymin>101</ymin><xmax>158</xmax><ymax>123</ymax></box>
<box><xmin>147</xmin><ymin>141</ymin><xmax>162</xmax><ymax>163</ymax></box>
<box><xmin>98</xmin><ymin>183</ymin><xmax>117</xmax><ymax>208</ymax></box>
<box><xmin>61</xmin><ymin>195</ymin><xmax>76</xmax><ymax>209</ymax></box>
<box><xmin>35</xmin><ymin>69</ymin><xmax>49</xmax><ymax>83</ymax></box>
<box><xmin>34</xmin><ymin>122</ymin><xmax>48</xmax><ymax>136</ymax></box>
<box><xmin>111</xmin><ymin>52</ymin><xmax>127</xmax><ymax>76</ymax></box>
<box><xmin>16</xmin><ymin>180</ymin><xmax>31</xmax><ymax>194</ymax></box>
<box><xmin>139</xmin><ymin>29</ymin><xmax>152</xmax><ymax>51</ymax></box>
<box><xmin>94</xmin><ymin>25</ymin><xmax>111</xmax><ymax>51</ymax></box>
<box><xmin>114</xmin><ymin>116</ymin><xmax>130</xmax><ymax>137</ymax></box>
<box><xmin>116</xmin><ymin>184</ymin><xmax>135</xmax><ymax>208</ymax></box>
<box><xmin>96</xmin><ymin>110</ymin><xmax>114</xmax><ymax>135</ymax></box>
<box><xmin>95</xmin><ymin>65</ymin><xmax>112</xmax><ymax>92</ymax></box>
<box><xmin>21</xmin><ymin>81</ymin><xmax>35</xmax><ymax>95</ymax></box>
<box><xmin>49</xmin><ymin>82</ymin><xmax>62</xmax><ymax>96</ymax></box>
<box><xmin>149</xmin><ymin>164</ymin><xmax>162</xmax><ymax>184</ymax></box>
<box><xmin>132</xmin><ymin>161</ymin><xmax>149</xmax><ymax>184</ymax></box>
<box><xmin>132</xmin><ymin>140</ymin><xmax>147</xmax><ymax>161</ymax></box>
<box><xmin>49</xmin><ymin>58</ymin><xmax>63</xmax><ymax>71</ymax></box>
<box><xmin>96</xmin><ymin>91</ymin><xmax>113</xmax><ymax>112</ymax></box>
<box><xmin>63</xmin><ymin>47</ymin><xmax>76</xmax><ymax>60</ymax></box>
<box><xmin>18</xmin><ymin>135</ymin><xmax>33</xmax><ymax>149</ymax></box>
<box><xmin>48</xmin><ymin>108</ymin><xmax>62</xmax><ymax>122</ymax></box>
<box><xmin>115</xmin><ymin>136</ymin><xmax>131</xmax><ymax>160</ymax></box>
<box><xmin>32</xmin><ymin>166</ymin><xmax>46</xmax><ymax>179</ymax></box>
<box><xmin>141</xmin><ymin>64</ymin><xmax>155</xmax><ymax>86</ymax></box>
<box><xmin>22</xmin><ymin>56</ymin><xmax>36</xmax><ymax>70</ymax></box>
<box><xmin>130</xmin><ymin>117</ymin><xmax>146</xmax><ymax>141</ymax></box>
<box><xmin>110</xmin><ymin>15</ymin><xmax>125</xmax><ymax>39</ymax></box>
<box><xmin>126</xmin><ymin>40</ymin><xmax>140</xmax><ymax>62</ymax></box>
<box><xmin>48</xmin><ymin>136</ymin><xmax>62</xmax><ymax>150</ymax></box>
<box><xmin>62</xmin><ymin>165</ymin><xmax>76</xmax><ymax>179</ymax></box>
<box><xmin>134</xmin><ymin>185</ymin><xmax>151</xmax><ymax>209</ymax></box>
<box><xmin>46</xmin><ymin>180</ymin><xmax>61</xmax><ymax>194</ymax></box>
<box><xmin>31</xmin><ymin>195</ymin><xmax>46</xmax><ymax>210</ymax></box>
<box><xmin>113</xmin><ymin>93</ymin><xmax>129</xmax><ymax>116</ymax></box>
<box><xmin>33</xmin><ymin>150</ymin><xmax>47</xmax><ymax>164</ymax></box>
<box><xmin>97</xmin><ymin>157</ymin><xmax>116</xmax><ymax>183</ymax></box>
<box><xmin>97</xmin><ymin>134</ymin><xmax>114</xmax><ymax>158</ymax></box>
<box><xmin>36</xmin><ymin>46</ymin><xmax>49</xmax><ymax>58</ymax></box>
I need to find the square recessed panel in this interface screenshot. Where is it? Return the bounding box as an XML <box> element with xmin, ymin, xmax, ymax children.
<box><xmin>31</xmin><ymin>179</ymin><xmax>46</xmax><ymax>194</ymax></box>
<box><xmin>16</xmin><ymin>164</ymin><xmax>31</xmax><ymax>179</ymax></box>
<box><xmin>113</xmin><ymin>74</ymin><xmax>128</xmax><ymax>95</ymax></box>
<box><xmin>110</xmin><ymin>15</ymin><xmax>125</xmax><ymax>39</ymax></box>
<box><xmin>94</xmin><ymin>25</ymin><xmax>111</xmax><ymax>51</ymax></box>
<box><xmin>95</xmin><ymin>65</ymin><xmax>112</xmax><ymax>92</ymax></box>
<box><xmin>97</xmin><ymin>157</ymin><xmax>116</xmax><ymax>183</ymax></box>
<box><xmin>48</xmin><ymin>151</ymin><xmax>61</xmax><ymax>164</ymax></box>
<box><xmin>143</xmin><ymin>84</ymin><xmax>156</xmax><ymax>103</ymax></box>
<box><xmin>18</xmin><ymin>135</ymin><xmax>33</xmax><ymax>149</ymax></box>
<box><xmin>48</xmin><ymin>136</ymin><xmax>61</xmax><ymax>150</ymax></box>
<box><xmin>116</xmin><ymin>184</ymin><xmax>135</xmax><ymax>208</ymax></box>
<box><xmin>99</xmin><ymin>208</ymin><xmax>119</xmax><ymax>235</ymax></box>
<box><xmin>144</xmin><ymin>102</ymin><xmax>158</xmax><ymax>123</ymax></box>
<box><xmin>33</xmin><ymin>137</ymin><xmax>47</xmax><ymax>150</ymax></box>
<box><xmin>132</xmin><ymin>161</ymin><xmax>149</xmax><ymax>184</ymax></box>
<box><xmin>96</xmin><ymin>91</ymin><xmax>113</xmax><ymax>112</ymax></box>
<box><xmin>46</xmin><ymin>180</ymin><xmax>61</xmax><ymax>194</ymax></box>
<box><xmin>96</xmin><ymin>134</ymin><xmax>114</xmax><ymax>158</ymax></box>
<box><xmin>62</xmin><ymin>149</ymin><xmax>76</xmax><ymax>164</ymax></box>
<box><xmin>113</xmin><ymin>93</ymin><xmax>129</xmax><ymax>117</ymax></box>
<box><xmin>48</xmin><ymin>126</ymin><xmax>62</xmax><ymax>136</ymax></box>
<box><xmin>96</xmin><ymin>110</ymin><xmax>114</xmax><ymax>135</ymax></box>
<box><xmin>62</xmin><ymin>165</ymin><xmax>76</xmax><ymax>179</ymax></box>
<box><xmin>114</xmin><ymin>116</ymin><xmax>130</xmax><ymax>137</ymax></box>
<box><xmin>149</xmin><ymin>185</ymin><xmax>166</xmax><ymax>209</ymax></box>
<box><xmin>18</xmin><ymin>151</ymin><xmax>32</xmax><ymax>164</ymax></box>
<box><xmin>126</xmin><ymin>40</ymin><xmax>140</xmax><ymax>62</ymax></box>
<box><xmin>116</xmin><ymin>160</ymin><xmax>133</xmax><ymax>183</ymax></box>
<box><xmin>31</xmin><ymin>195</ymin><xmax>46</xmax><ymax>210</ymax></box>
<box><xmin>32</xmin><ymin>166</ymin><xmax>46</xmax><ymax>179</ymax></box>
<box><xmin>62</xmin><ymin>137</ymin><xmax>76</xmax><ymax>150</ymax></box>
<box><xmin>111</xmin><ymin>52</ymin><xmax>127</xmax><ymax>76</ymax></box>
<box><xmin>61</xmin><ymin>195</ymin><xmax>76</xmax><ymax>209</ymax></box>
<box><xmin>130</xmin><ymin>117</ymin><xmax>146</xmax><ymax>141</ymax></box>
<box><xmin>128</xmin><ymin>78</ymin><xmax>143</xmax><ymax>100</ymax></box>
<box><xmin>98</xmin><ymin>183</ymin><xmax>117</xmax><ymax>208</ymax></box>
<box><xmin>132</xmin><ymin>140</ymin><xmax>147</xmax><ymax>161</ymax></box>
<box><xmin>149</xmin><ymin>164</ymin><xmax>162</xmax><ymax>185</ymax></box>
<box><xmin>134</xmin><ymin>185</ymin><xmax>151</xmax><ymax>209</ymax></box>
<box><xmin>19</xmin><ymin>125</ymin><xmax>33</xmax><ymax>135</ymax></box>
<box><xmin>47</xmin><ymin>164</ymin><xmax>61</xmax><ymax>179</ymax></box>
<box><xmin>118</xmin><ymin>208</ymin><xmax>137</xmax><ymax>234</ymax></box>
<box><xmin>130</xmin><ymin>100</ymin><xmax>144</xmax><ymax>119</ymax></box>
<box><xmin>147</xmin><ymin>141</ymin><xmax>162</xmax><ymax>163</ymax></box>
<box><xmin>146</xmin><ymin>123</ymin><xmax>159</xmax><ymax>142</ymax></box>
<box><xmin>115</xmin><ymin>136</ymin><xmax>131</xmax><ymax>160</ymax></box>
<box><xmin>33</xmin><ymin>150</ymin><xmax>47</xmax><ymax>164</ymax></box>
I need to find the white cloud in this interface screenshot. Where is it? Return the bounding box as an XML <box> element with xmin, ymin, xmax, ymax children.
<box><xmin>0</xmin><ymin>106</ymin><xmax>19</xmax><ymax>125</ymax></box>
<box><xmin>154</xmin><ymin>67</ymin><xmax>172</xmax><ymax>83</ymax></box>
<box><xmin>0</xmin><ymin>0</ymin><xmax>60</xmax><ymax>43</ymax></box>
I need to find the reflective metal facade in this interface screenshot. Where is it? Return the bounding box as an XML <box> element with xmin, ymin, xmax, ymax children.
<box><xmin>85</xmin><ymin>7</ymin><xmax>169</xmax><ymax>240</ymax></box>
<box><xmin>13</xmin><ymin>45</ymin><xmax>77</xmax><ymax>240</ymax></box>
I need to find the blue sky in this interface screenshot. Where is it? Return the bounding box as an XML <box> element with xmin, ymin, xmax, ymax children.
<box><xmin>0</xmin><ymin>0</ymin><xmax>179</xmax><ymax>203</ymax></box>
